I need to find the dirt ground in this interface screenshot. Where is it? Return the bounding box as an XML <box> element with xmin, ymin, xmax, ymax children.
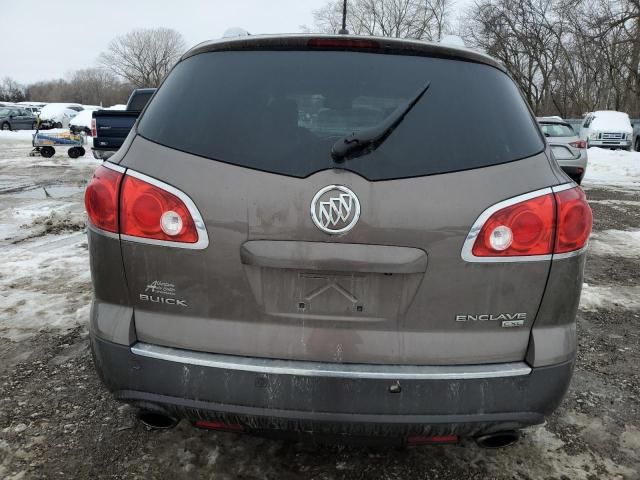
<box><xmin>0</xmin><ymin>139</ymin><xmax>638</xmax><ymax>479</ymax></box>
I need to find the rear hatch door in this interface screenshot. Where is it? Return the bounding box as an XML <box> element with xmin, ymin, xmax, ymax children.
<box><xmin>118</xmin><ymin>45</ymin><xmax>556</xmax><ymax>365</ymax></box>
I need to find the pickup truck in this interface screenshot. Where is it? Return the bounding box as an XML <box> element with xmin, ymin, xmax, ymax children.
<box><xmin>91</xmin><ymin>88</ymin><xmax>156</xmax><ymax>160</ymax></box>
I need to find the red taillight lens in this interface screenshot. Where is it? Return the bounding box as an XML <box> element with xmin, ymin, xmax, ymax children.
<box><xmin>469</xmin><ymin>186</ymin><xmax>592</xmax><ymax>258</ymax></box>
<box><xmin>119</xmin><ymin>175</ymin><xmax>198</xmax><ymax>243</ymax></box>
<box><xmin>569</xmin><ymin>140</ymin><xmax>587</xmax><ymax>149</ymax></box>
<box><xmin>472</xmin><ymin>194</ymin><xmax>556</xmax><ymax>257</ymax></box>
<box><xmin>91</xmin><ymin>118</ymin><xmax>97</xmax><ymax>137</ymax></box>
<box><xmin>554</xmin><ymin>187</ymin><xmax>592</xmax><ymax>253</ymax></box>
<box><xmin>84</xmin><ymin>165</ymin><xmax>123</xmax><ymax>232</ymax></box>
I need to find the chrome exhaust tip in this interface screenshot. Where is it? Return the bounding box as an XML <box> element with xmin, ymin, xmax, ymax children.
<box><xmin>136</xmin><ymin>409</ymin><xmax>179</xmax><ymax>430</ymax></box>
<box><xmin>474</xmin><ymin>430</ymin><xmax>520</xmax><ymax>448</ymax></box>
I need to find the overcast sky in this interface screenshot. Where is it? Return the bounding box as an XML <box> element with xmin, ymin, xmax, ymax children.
<box><xmin>1</xmin><ymin>0</ymin><xmax>471</xmax><ymax>85</ymax></box>
<box><xmin>0</xmin><ymin>0</ymin><xmax>329</xmax><ymax>84</ymax></box>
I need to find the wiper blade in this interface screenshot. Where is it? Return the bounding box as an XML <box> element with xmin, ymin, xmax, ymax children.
<box><xmin>331</xmin><ymin>82</ymin><xmax>431</xmax><ymax>162</ymax></box>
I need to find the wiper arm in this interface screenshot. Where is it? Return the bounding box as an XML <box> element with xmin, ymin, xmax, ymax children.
<box><xmin>331</xmin><ymin>82</ymin><xmax>431</xmax><ymax>162</ymax></box>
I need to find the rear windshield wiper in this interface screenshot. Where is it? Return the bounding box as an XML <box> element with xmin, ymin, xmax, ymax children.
<box><xmin>331</xmin><ymin>82</ymin><xmax>431</xmax><ymax>162</ymax></box>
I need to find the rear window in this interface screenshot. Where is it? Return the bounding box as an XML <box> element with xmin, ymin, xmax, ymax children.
<box><xmin>138</xmin><ymin>50</ymin><xmax>544</xmax><ymax>180</ymax></box>
<box><xmin>540</xmin><ymin>123</ymin><xmax>575</xmax><ymax>137</ymax></box>
<box><xmin>128</xmin><ymin>91</ymin><xmax>154</xmax><ymax>111</ymax></box>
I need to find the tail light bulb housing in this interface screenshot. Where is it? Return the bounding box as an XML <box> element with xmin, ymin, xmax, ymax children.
<box><xmin>463</xmin><ymin>184</ymin><xmax>592</xmax><ymax>261</ymax></box>
<box><xmin>84</xmin><ymin>163</ymin><xmax>209</xmax><ymax>249</ymax></box>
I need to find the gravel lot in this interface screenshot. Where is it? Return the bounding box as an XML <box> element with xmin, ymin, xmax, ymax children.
<box><xmin>0</xmin><ymin>136</ymin><xmax>638</xmax><ymax>479</ymax></box>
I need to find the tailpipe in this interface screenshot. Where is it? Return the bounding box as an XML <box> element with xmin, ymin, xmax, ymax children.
<box><xmin>474</xmin><ymin>430</ymin><xmax>520</xmax><ymax>448</ymax></box>
<box><xmin>137</xmin><ymin>409</ymin><xmax>179</xmax><ymax>430</ymax></box>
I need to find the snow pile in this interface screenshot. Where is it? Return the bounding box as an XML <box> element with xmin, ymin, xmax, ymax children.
<box><xmin>38</xmin><ymin>103</ymin><xmax>81</xmax><ymax>121</ymax></box>
<box><xmin>69</xmin><ymin>110</ymin><xmax>93</xmax><ymax>129</ymax></box>
<box><xmin>589</xmin><ymin>229</ymin><xmax>640</xmax><ymax>258</ymax></box>
<box><xmin>589</xmin><ymin>111</ymin><xmax>633</xmax><ymax>134</ymax></box>
<box><xmin>583</xmin><ymin>148</ymin><xmax>640</xmax><ymax>189</ymax></box>
<box><xmin>0</xmin><ymin>128</ymin><xmax>66</xmax><ymax>144</ymax></box>
<box><xmin>580</xmin><ymin>283</ymin><xmax>640</xmax><ymax>311</ymax></box>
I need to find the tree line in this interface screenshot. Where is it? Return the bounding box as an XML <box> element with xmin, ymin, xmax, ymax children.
<box><xmin>313</xmin><ymin>0</ymin><xmax>640</xmax><ymax>117</ymax></box>
<box><xmin>3</xmin><ymin>5</ymin><xmax>638</xmax><ymax>117</ymax></box>
<box><xmin>0</xmin><ymin>28</ymin><xmax>186</xmax><ymax>106</ymax></box>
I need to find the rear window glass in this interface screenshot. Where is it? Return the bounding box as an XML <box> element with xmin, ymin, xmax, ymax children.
<box><xmin>540</xmin><ymin>123</ymin><xmax>575</xmax><ymax>137</ymax></box>
<box><xmin>128</xmin><ymin>92</ymin><xmax>154</xmax><ymax>111</ymax></box>
<box><xmin>138</xmin><ymin>50</ymin><xmax>544</xmax><ymax>180</ymax></box>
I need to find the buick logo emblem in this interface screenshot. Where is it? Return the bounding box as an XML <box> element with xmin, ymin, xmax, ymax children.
<box><xmin>310</xmin><ymin>185</ymin><xmax>360</xmax><ymax>234</ymax></box>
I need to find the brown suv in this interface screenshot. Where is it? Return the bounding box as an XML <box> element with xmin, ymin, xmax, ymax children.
<box><xmin>85</xmin><ymin>35</ymin><xmax>592</xmax><ymax>447</ymax></box>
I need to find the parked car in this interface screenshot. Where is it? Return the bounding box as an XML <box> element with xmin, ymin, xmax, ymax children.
<box><xmin>579</xmin><ymin>110</ymin><xmax>633</xmax><ymax>150</ymax></box>
<box><xmin>38</xmin><ymin>103</ymin><xmax>83</xmax><ymax>129</ymax></box>
<box><xmin>631</xmin><ymin>121</ymin><xmax>640</xmax><ymax>152</ymax></box>
<box><xmin>0</xmin><ymin>106</ymin><xmax>37</xmax><ymax>130</ymax></box>
<box><xmin>538</xmin><ymin>116</ymin><xmax>588</xmax><ymax>184</ymax></box>
<box><xmin>91</xmin><ymin>88</ymin><xmax>155</xmax><ymax>159</ymax></box>
<box><xmin>85</xmin><ymin>34</ymin><xmax>592</xmax><ymax>447</ymax></box>
<box><xmin>69</xmin><ymin>108</ymin><xmax>98</xmax><ymax>135</ymax></box>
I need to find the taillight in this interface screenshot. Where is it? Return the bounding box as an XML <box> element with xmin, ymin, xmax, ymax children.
<box><xmin>120</xmin><ymin>174</ymin><xmax>198</xmax><ymax>243</ymax></box>
<box><xmin>84</xmin><ymin>165</ymin><xmax>123</xmax><ymax>232</ymax></box>
<box><xmin>84</xmin><ymin>164</ymin><xmax>208</xmax><ymax>248</ymax></box>
<box><xmin>554</xmin><ymin>187</ymin><xmax>592</xmax><ymax>253</ymax></box>
<box><xmin>464</xmin><ymin>185</ymin><xmax>591</xmax><ymax>260</ymax></box>
<box><xmin>569</xmin><ymin>140</ymin><xmax>587</xmax><ymax>149</ymax></box>
<box><xmin>471</xmin><ymin>193</ymin><xmax>555</xmax><ymax>257</ymax></box>
<box><xmin>91</xmin><ymin>118</ymin><xmax>96</xmax><ymax>137</ymax></box>
<box><xmin>307</xmin><ymin>38</ymin><xmax>380</xmax><ymax>49</ymax></box>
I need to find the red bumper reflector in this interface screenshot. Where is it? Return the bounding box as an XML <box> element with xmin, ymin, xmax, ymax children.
<box><xmin>407</xmin><ymin>434</ymin><xmax>459</xmax><ymax>445</ymax></box>
<box><xmin>194</xmin><ymin>420</ymin><xmax>244</xmax><ymax>432</ymax></box>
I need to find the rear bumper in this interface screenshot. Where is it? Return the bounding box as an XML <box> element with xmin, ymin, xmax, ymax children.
<box><xmin>588</xmin><ymin>139</ymin><xmax>631</xmax><ymax>148</ymax></box>
<box><xmin>91</xmin><ymin>335</ymin><xmax>574</xmax><ymax>438</ymax></box>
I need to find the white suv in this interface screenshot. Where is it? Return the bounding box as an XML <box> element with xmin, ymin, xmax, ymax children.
<box><xmin>579</xmin><ymin>110</ymin><xmax>633</xmax><ymax>150</ymax></box>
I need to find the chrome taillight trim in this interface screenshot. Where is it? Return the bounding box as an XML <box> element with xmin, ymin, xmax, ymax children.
<box><xmin>87</xmin><ymin>162</ymin><xmax>209</xmax><ymax>249</ymax></box>
<box><xmin>460</xmin><ymin>183</ymin><xmax>583</xmax><ymax>263</ymax></box>
<box><xmin>551</xmin><ymin>182</ymin><xmax>578</xmax><ymax>194</ymax></box>
<box><xmin>101</xmin><ymin>161</ymin><xmax>126</xmax><ymax>174</ymax></box>
<box><xmin>87</xmin><ymin>223</ymin><xmax>119</xmax><ymax>240</ymax></box>
<box><xmin>552</xmin><ymin>244</ymin><xmax>589</xmax><ymax>260</ymax></box>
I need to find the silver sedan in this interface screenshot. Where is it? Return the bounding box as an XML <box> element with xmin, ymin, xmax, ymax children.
<box><xmin>538</xmin><ymin>117</ymin><xmax>588</xmax><ymax>184</ymax></box>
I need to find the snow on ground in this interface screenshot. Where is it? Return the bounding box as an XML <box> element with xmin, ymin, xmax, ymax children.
<box><xmin>0</xmin><ymin>136</ymin><xmax>99</xmax><ymax>341</ymax></box>
<box><xmin>580</xmin><ymin>283</ymin><xmax>640</xmax><ymax>311</ymax></box>
<box><xmin>583</xmin><ymin>147</ymin><xmax>640</xmax><ymax>189</ymax></box>
<box><xmin>589</xmin><ymin>229</ymin><xmax>640</xmax><ymax>258</ymax></box>
<box><xmin>0</xmin><ymin>233</ymin><xmax>91</xmax><ymax>341</ymax></box>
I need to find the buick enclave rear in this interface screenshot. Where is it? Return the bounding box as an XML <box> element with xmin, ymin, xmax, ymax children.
<box><xmin>86</xmin><ymin>35</ymin><xmax>591</xmax><ymax>446</ymax></box>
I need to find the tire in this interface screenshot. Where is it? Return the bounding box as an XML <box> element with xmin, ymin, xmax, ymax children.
<box><xmin>40</xmin><ymin>146</ymin><xmax>55</xmax><ymax>158</ymax></box>
<box><xmin>78</xmin><ymin>147</ymin><xmax>86</xmax><ymax>157</ymax></box>
<box><xmin>1</xmin><ymin>122</ymin><xmax>10</xmax><ymax>131</ymax></box>
<box><xmin>635</xmin><ymin>138</ymin><xmax>640</xmax><ymax>152</ymax></box>
<box><xmin>68</xmin><ymin>147</ymin><xmax>80</xmax><ymax>159</ymax></box>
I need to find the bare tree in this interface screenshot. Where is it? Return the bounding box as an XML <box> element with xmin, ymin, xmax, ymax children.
<box><xmin>0</xmin><ymin>77</ymin><xmax>26</xmax><ymax>102</ymax></box>
<box><xmin>99</xmin><ymin>28</ymin><xmax>186</xmax><ymax>88</ymax></box>
<box><xmin>312</xmin><ymin>0</ymin><xmax>451</xmax><ymax>41</ymax></box>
